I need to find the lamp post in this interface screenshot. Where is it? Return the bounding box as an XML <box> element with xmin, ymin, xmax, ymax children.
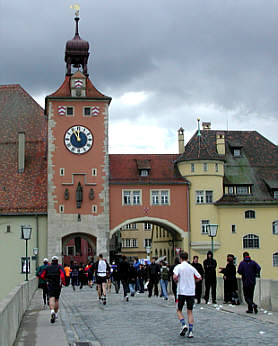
<box><xmin>145</xmin><ymin>245</ymin><xmax>151</xmax><ymax>260</ymax></box>
<box><xmin>21</xmin><ymin>225</ymin><xmax>32</xmax><ymax>281</ymax></box>
<box><xmin>206</xmin><ymin>224</ymin><xmax>218</xmax><ymax>256</ymax></box>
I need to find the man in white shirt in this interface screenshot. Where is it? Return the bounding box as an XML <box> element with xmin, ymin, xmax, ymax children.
<box><xmin>173</xmin><ymin>252</ymin><xmax>202</xmax><ymax>339</ymax></box>
<box><xmin>93</xmin><ymin>254</ymin><xmax>110</xmax><ymax>305</ymax></box>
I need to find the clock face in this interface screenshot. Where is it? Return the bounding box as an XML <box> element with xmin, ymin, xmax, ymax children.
<box><xmin>64</xmin><ymin>125</ymin><xmax>93</xmax><ymax>154</ymax></box>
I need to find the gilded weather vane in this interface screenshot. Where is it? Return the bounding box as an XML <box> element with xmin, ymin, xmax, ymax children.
<box><xmin>70</xmin><ymin>3</ymin><xmax>80</xmax><ymax>17</ymax></box>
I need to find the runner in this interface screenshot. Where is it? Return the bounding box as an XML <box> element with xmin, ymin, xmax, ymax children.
<box><xmin>36</xmin><ymin>258</ymin><xmax>49</xmax><ymax>308</ymax></box>
<box><xmin>40</xmin><ymin>256</ymin><xmax>66</xmax><ymax>324</ymax></box>
<box><xmin>173</xmin><ymin>252</ymin><xmax>202</xmax><ymax>339</ymax></box>
<box><xmin>93</xmin><ymin>254</ymin><xmax>110</xmax><ymax>305</ymax></box>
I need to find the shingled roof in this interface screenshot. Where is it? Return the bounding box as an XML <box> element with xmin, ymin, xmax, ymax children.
<box><xmin>0</xmin><ymin>85</ymin><xmax>47</xmax><ymax>214</ymax></box>
<box><xmin>178</xmin><ymin>129</ymin><xmax>278</xmax><ymax>205</ymax></box>
<box><xmin>109</xmin><ymin>154</ymin><xmax>186</xmax><ymax>185</ymax></box>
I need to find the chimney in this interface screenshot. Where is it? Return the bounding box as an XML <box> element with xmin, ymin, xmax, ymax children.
<box><xmin>18</xmin><ymin>132</ymin><xmax>25</xmax><ymax>173</ymax></box>
<box><xmin>202</xmin><ymin>122</ymin><xmax>211</xmax><ymax>130</ymax></box>
<box><xmin>216</xmin><ymin>131</ymin><xmax>225</xmax><ymax>155</ymax></box>
<box><xmin>178</xmin><ymin>127</ymin><xmax>184</xmax><ymax>154</ymax></box>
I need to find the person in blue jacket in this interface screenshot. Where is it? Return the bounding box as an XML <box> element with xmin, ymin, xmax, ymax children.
<box><xmin>238</xmin><ymin>252</ymin><xmax>261</xmax><ymax>314</ymax></box>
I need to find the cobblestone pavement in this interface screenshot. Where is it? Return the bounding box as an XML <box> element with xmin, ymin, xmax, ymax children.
<box><xmin>59</xmin><ymin>285</ymin><xmax>278</xmax><ymax>346</ymax></box>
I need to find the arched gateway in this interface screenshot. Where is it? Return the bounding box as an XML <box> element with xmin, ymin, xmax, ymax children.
<box><xmin>46</xmin><ymin>14</ymin><xmax>189</xmax><ymax>262</ymax></box>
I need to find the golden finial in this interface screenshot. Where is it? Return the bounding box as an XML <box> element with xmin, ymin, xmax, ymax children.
<box><xmin>70</xmin><ymin>4</ymin><xmax>80</xmax><ymax>17</ymax></box>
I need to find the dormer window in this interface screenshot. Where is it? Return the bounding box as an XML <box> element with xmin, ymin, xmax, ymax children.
<box><xmin>140</xmin><ymin>169</ymin><xmax>149</xmax><ymax>177</ymax></box>
<box><xmin>233</xmin><ymin>148</ymin><xmax>241</xmax><ymax>157</ymax></box>
<box><xmin>274</xmin><ymin>191</ymin><xmax>278</xmax><ymax>199</ymax></box>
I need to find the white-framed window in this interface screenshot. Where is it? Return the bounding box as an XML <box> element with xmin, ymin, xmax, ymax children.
<box><xmin>133</xmin><ymin>190</ymin><xmax>141</xmax><ymax>205</ymax></box>
<box><xmin>196</xmin><ymin>190</ymin><xmax>204</xmax><ymax>204</ymax></box>
<box><xmin>144</xmin><ymin>222</ymin><xmax>152</xmax><ymax>230</ymax></box>
<box><xmin>66</xmin><ymin>106</ymin><xmax>74</xmax><ymax>116</ymax></box>
<box><xmin>92</xmin><ymin>205</ymin><xmax>97</xmax><ymax>213</ymax></box>
<box><xmin>274</xmin><ymin>191</ymin><xmax>278</xmax><ymax>199</ymax></box>
<box><xmin>60</xmin><ymin>168</ymin><xmax>65</xmax><ymax>176</ymax></box>
<box><xmin>150</xmin><ymin>190</ymin><xmax>170</xmax><ymax>205</ymax></box>
<box><xmin>144</xmin><ymin>239</ymin><xmax>152</xmax><ymax>247</ymax></box>
<box><xmin>201</xmin><ymin>220</ymin><xmax>210</xmax><ymax>234</ymax></box>
<box><xmin>233</xmin><ymin>148</ymin><xmax>241</xmax><ymax>157</ymax></box>
<box><xmin>121</xmin><ymin>238</ymin><xmax>137</xmax><ymax>248</ymax></box>
<box><xmin>228</xmin><ymin>186</ymin><xmax>234</xmax><ymax>195</ymax></box>
<box><xmin>215</xmin><ymin>163</ymin><xmax>219</xmax><ymax>172</ymax></box>
<box><xmin>122</xmin><ymin>223</ymin><xmax>137</xmax><ymax>230</ymax></box>
<box><xmin>273</xmin><ymin>221</ymin><xmax>278</xmax><ymax>235</ymax></box>
<box><xmin>122</xmin><ymin>190</ymin><xmax>141</xmax><ymax>206</ymax></box>
<box><xmin>232</xmin><ymin>224</ymin><xmax>236</xmax><ymax>233</ymax></box>
<box><xmin>140</xmin><ymin>169</ymin><xmax>149</xmax><ymax>176</ymax></box>
<box><xmin>83</xmin><ymin>107</ymin><xmax>91</xmax><ymax>116</ymax></box>
<box><xmin>205</xmin><ymin>191</ymin><xmax>213</xmax><ymax>203</ymax></box>
<box><xmin>237</xmin><ymin>186</ymin><xmax>249</xmax><ymax>195</ymax></box>
<box><xmin>92</xmin><ymin>168</ymin><xmax>97</xmax><ymax>176</ymax></box>
<box><xmin>196</xmin><ymin>190</ymin><xmax>213</xmax><ymax>204</ymax></box>
<box><xmin>243</xmin><ymin>234</ymin><xmax>259</xmax><ymax>249</ymax></box>
<box><xmin>273</xmin><ymin>253</ymin><xmax>278</xmax><ymax>266</ymax></box>
<box><xmin>245</xmin><ymin>210</ymin><xmax>255</xmax><ymax>219</ymax></box>
<box><xmin>59</xmin><ymin>205</ymin><xmax>64</xmax><ymax>213</ymax></box>
<box><xmin>191</xmin><ymin>163</ymin><xmax>195</xmax><ymax>173</ymax></box>
<box><xmin>203</xmin><ymin>163</ymin><xmax>208</xmax><ymax>172</ymax></box>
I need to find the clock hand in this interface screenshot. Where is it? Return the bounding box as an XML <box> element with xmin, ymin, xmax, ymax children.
<box><xmin>73</xmin><ymin>130</ymin><xmax>81</xmax><ymax>142</ymax></box>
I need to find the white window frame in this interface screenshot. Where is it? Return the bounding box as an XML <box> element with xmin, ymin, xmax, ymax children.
<box><xmin>140</xmin><ymin>170</ymin><xmax>149</xmax><ymax>176</ymax></box>
<box><xmin>122</xmin><ymin>190</ymin><xmax>142</xmax><ymax>206</ymax></box>
<box><xmin>243</xmin><ymin>234</ymin><xmax>259</xmax><ymax>249</ymax></box>
<box><xmin>83</xmin><ymin>107</ymin><xmax>91</xmax><ymax>116</ymax></box>
<box><xmin>92</xmin><ymin>168</ymin><xmax>97</xmax><ymax>176</ymax></box>
<box><xmin>274</xmin><ymin>191</ymin><xmax>278</xmax><ymax>199</ymax></box>
<box><xmin>191</xmin><ymin>163</ymin><xmax>195</xmax><ymax>173</ymax></box>
<box><xmin>215</xmin><ymin>163</ymin><xmax>219</xmax><ymax>172</ymax></box>
<box><xmin>245</xmin><ymin>210</ymin><xmax>256</xmax><ymax>219</ymax></box>
<box><xmin>144</xmin><ymin>222</ymin><xmax>152</xmax><ymax>230</ymax></box>
<box><xmin>232</xmin><ymin>224</ymin><xmax>236</xmax><ymax>233</ymax></box>
<box><xmin>201</xmin><ymin>220</ymin><xmax>210</xmax><ymax>234</ymax></box>
<box><xmin>92</xmin><ymin>205</ymin><xmax>97</xmax><ymax>213</ymax></box>
<box><xmin>203</xmin><ymin>163</ymin><xmax>208</xmax><ymax>172</ymax></box>
<box><xmin>60</xmin><ymin>168</ymin><xmax>65</xmax><ymax>176</ymax></box>
<box><xmin>59</xmin><ymin>205</ymin><xmax>64</xmax><ymax>213</ymax></box>
<box><xmin>233</xmin><ymin>148</ymin><xmax>241</xmax><ymax>157</ymax></box>
<box><xmin>273</xmin><ymin>221</ymin><xmax>278</xmax><ymax>235</ymax></box>
<box><xmin>205</xmin><ymin>190</ymin><xmax>213</xmax><ymax>203</ymax></box>
<box><xmin>124</xmin><ymin>223</ymin><xmax>137</xmax><ymax>230</ymax></box>
<box><xmin>66</xmin><ymin>106</ymin><xmax>74</xmax><ymax>117</ymax></box>
<box><xmin>237</xmin><ymin>186</ymin><xmax>249</xmax><ymax>195</ymax></box>
<box><xmin>144</xmin><ymin>239</ymin><xmax>152</xmax><ymax>247</ymax></box>
<box><xmin>150</xmin><ymin>189</ymin><xmax>170</xmax><ymax>206</ymax></box>
<box><xmin>196</xmin><ymin>190</ymin><xmax>204</xmax><ymax>204</ymax></box>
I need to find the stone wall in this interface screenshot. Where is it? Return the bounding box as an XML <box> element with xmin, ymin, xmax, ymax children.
<box><xmin>0</xmin><ymin>277</ymin><xmax>37</xmax><ymax>346</ymax></box>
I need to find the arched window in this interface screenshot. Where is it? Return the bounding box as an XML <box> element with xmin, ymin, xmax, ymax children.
<box><xmin>243</xmin><ymin>234</ymin><xmax>259</xmax><ymax>248</ymax></box>
<box><xmin>167</xmin><ymin>249</ymin><xmax>170</xmax><ymax>261</ymax></box>
<box><xmin>273</xmin><ymin>253</ymin><xmax>278</xmax><ymax>266</ymax></box>
<box><xmin>156</xmin><ymin>229</ymin><xmax>158</xmax><ymax>238</ymax></box>
<box><xmin>155</xmin><ymin>249</ymin><xmax>158</xmax><ymax>257</ymax></box>
<box><xmin>159</xmin><ymin>249</ymin><xmax>162</xmax><ymax>257</ymax></box>
<box><xmin>164</xmin><ymin>249</ymin><xmax>166</xmax><ymax>256</ymax></box>
<box><xmin>245</xmin><ymin>210</ymin><xmax>255</xmax><ymax>219</ymax></box>
<box><xmin>273</xmin><ymin>221</ymin><xmax>278</xmax><ymax>235</ymax></box>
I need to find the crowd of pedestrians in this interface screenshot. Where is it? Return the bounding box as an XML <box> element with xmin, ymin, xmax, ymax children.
<box><xmin>36</xmin><ymin>250</ymin><xmax>261</xmax><ymax>339</ymax></box>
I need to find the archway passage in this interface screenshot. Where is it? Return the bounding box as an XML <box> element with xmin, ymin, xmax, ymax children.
<box><xmin>110</xmin><ymin>217</ymin><xmax>186</xmax><ymax>264</ymax></box>
<box><xmin>62</xmin><ymin>232</ymin><xmax>96</xmax><ymax>265</ymax></box>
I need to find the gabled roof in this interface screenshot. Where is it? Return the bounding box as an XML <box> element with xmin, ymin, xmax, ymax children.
<box><xmin>47</xmin><ymin>75</ymin><xmax>111</xmax><ymax>102</ymax></box>
<box><xmin>0</xmin><ymin>85</ymin><xmax>47</xmax><ymax>214</ymax></box>
<box><xmin>178</xmin><ymin>129</ymin><xmax>278</xmax><ymax>205</ymax></box>
<box><xmin>109</xmin><ymin>154</ymin><xmax>186</xmax><ymax>185</ymax></box>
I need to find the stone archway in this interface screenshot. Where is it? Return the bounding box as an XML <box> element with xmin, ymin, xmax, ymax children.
<box><xmin>62</xmin><ymin>232</ymin><xmax>97</xmax><ymax>265</ymax></box>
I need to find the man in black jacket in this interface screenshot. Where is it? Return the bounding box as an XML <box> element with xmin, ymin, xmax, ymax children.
<box><xmin>118</xmin><ymin>256</ymin><xmax>130</xmax><ymax>301</ymax></box>
<box><xmin>147</xmin><ymin>257</ymin><xmax>161</xmax><ymax>297</ymax></box>
<box><xmin>191</xmin><ymin>256</ymin><xmax>204</xmax><ymax>304</ymax></box>
<box><xmin>203</xmin><ymin>251</ymin><xmax>217</xmax><ymax>304</ymax></box>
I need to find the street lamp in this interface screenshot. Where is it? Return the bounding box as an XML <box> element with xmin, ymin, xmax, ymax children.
<box><xmin>21</xmin><ymin>225</ymin><xmax>32</xmax><ymax>281</ymax></box>
<box><xmin>206</xmin><ymin>224</ymin><xmax>218</xmax><ymax>256</ymax></box>
<box><xmin>145</xmin><ymin>245</ymin><xmax>151</xmax><ymax>260</ymax></box>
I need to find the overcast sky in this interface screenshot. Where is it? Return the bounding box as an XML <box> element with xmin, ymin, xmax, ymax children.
<box><xmin>1</xmin><ymin>0</ymin><xmax>278</xmax><ymax>153</ymax></box>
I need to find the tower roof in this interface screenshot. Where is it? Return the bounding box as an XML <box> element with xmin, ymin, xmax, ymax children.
<box><xmin>65</xmin><ymin>15</ymin><xmax>90</xmax><ymax>76</ymax></box>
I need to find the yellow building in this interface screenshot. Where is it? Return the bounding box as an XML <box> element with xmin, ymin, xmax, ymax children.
<box><xmin>176</xmin><ymin>123</ymin><xmax>278</xmax><ymax>279</ymax></box>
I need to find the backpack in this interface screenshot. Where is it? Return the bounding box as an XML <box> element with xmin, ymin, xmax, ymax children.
<box><xmin>161</xmin><ymin>267</ymin><xmax>169</xmax><ymax>281</ymax></box>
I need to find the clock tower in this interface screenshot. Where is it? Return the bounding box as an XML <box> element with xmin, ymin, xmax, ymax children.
<box><xmin>45</xmin><ymin>13</ymin><xmax>111</xmax><ymax>260</ymax></box>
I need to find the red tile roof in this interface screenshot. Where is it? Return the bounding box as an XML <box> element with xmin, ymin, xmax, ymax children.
<box><xmin>0</xmin><ymin>85</ymin><xmax>47</xmax><ymax>214</ymax></box>
<box><xmin>48</xmin><ymin>75</ymin><xmax>111</xmax><ymax>102</ymax></box>
<box><xmin>109</xmin><ymin>154</ymin><xmax>186</xmax><ymax>184</ymax></box>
